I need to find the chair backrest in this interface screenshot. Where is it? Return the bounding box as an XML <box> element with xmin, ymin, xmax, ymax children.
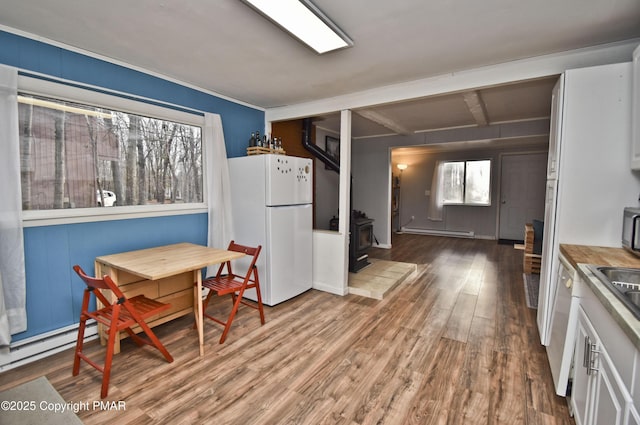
<box><xmin>73</xmin><ymin>265</ymin><xmax>126</xmax><ymax>307</ymax></box>
<box><xmin>217</xmin><ymin>241</ymin><xmax>262</xmax><ymax>279</ymax></box>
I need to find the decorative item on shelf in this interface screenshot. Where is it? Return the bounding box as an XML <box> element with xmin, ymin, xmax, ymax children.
<box><xmin>245</xmin><ymin>130</ymin><xmax>285</xmax><ymax>155</ymax></box>
<box><xmin>247</xmin><ymin>146</ymin><xmax>286</xmax><ymax>156</ymax></box>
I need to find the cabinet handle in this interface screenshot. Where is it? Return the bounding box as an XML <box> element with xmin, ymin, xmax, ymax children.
<box><xmin>583</xmin><ymin>336</ymin><xmax>590</xmax><ymax>369</ymax></box>
<box><xmin>588</xmin><ymin>342</ymin><xmax>600</xmax><ymax>375</ymax></box>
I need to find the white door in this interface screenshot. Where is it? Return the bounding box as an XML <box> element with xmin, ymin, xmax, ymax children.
<box><xmin>547</xmin><ymin>76</ymin><xmax>564</xmax><ymax>179</ymax></box>
<box><xmin>537</xmin><ymin>179</ymin><xmax>558</xmax><ymax>345</ymax></box>
<box><xmin>265</xmin><ymin>204</ymin><xmax>313</xmax><ymax>305</ymax></box>
<box><xmin>499</xmin><ymin>153</ymin><xmax>547</xmax><ymax>240</ymax></box>
<box><xmin>265</xmin><ymin>155</ymin><xmax>313</xmax><ymax>206</ymax></box>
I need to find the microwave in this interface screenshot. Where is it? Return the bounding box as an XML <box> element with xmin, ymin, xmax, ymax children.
<box><xmin>623</xmin><ymin>207</ymin><xmax>640</xmax><ymax>256</ymax></box>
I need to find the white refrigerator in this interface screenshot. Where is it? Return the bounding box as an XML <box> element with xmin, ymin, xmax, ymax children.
<box><xmin>537</xmin><ymin>62</ymin><xmax>640</xmax><ymax>346</ymax></box>
<box><xmin>227</xmin><ymin>154</ymin><xmax>313</xmax><ymax>306</ymax></box>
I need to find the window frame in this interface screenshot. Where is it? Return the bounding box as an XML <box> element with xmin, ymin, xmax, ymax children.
<box><xmin>18</xmin><ymin>75</ymin><xmax>208</xmax><ymax>227</ymax></box>
<box><xmin>441</xmin><ymin>159</ymin><xmax>492</xmax><ymax>206</ymax></box>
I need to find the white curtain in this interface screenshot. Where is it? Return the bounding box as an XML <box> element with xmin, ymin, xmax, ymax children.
<box><xmin>204</xmin><ymin>113</ymin><xmax>234</xmax><ymax>277</ymax></box>
<box><xmin>0</xmin><ymin>64</ymin><xmax>27</xmax><ymax>347</ymax></box>
<box><xmin>428</xmin><ymin>160</ymin><xmax>444</xmax><ymax>221</ymax></box>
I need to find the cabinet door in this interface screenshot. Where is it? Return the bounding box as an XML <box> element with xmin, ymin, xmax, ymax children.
<box><xmin>591</xmin><ymin>348</ymin><xmax>627</xmax><ymax>425</ymax></box>
<box><xmin>571</xmin><ymin>309</ymin><xmax>594</xmax><ymax>425</ymax></box>
<box><xmin>537</xmin><ymin>180</ymin><xmax>559</xmax><ymax>345</ymax></box>
<box><xmin>571</xmin><ymin>307</ymin><xmax>631</xmax><ymax>425</ymax></box>
<box><xmin>631</xmin><ymin>44</ymin><xmax>640</xmax><ymax>170</ymax></box>
<box><xmin>626</xmin><ymin>406</ymin><xmax>640</xmax><ymax>425</ymax></box>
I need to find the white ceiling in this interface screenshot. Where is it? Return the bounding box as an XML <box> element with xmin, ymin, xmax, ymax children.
<box><xmin>1</xmin><ymin>0</ymin><xmax>639</xmax><ymax>140</ymax></box>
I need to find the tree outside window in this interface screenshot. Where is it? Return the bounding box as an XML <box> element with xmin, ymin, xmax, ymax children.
<box><xmin>441</xmin><ymin>159</ymin><xmax>491</xmax><ymax>206</ymax></box>
<box><xmin>18</xmin><ymin>94</ymin><xmax>202</xmax><ymax>210</ymax></box>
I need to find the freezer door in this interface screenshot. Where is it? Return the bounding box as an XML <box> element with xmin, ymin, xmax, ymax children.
<box><xmin>265</xmin><ymin>155</ymin><xmax>313</xmax><ymax>206</ymax></box>
<box><xmin>537</xmin><ymin>179</ymin><xmax>559</xmax><ymax>346</ymax></box>
<box><xmin>265</xmin><ymin>204</ymin><xmax>313</xmax><ymax>305</ymax></box>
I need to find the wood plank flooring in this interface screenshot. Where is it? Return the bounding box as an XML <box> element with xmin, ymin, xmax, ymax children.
<box><xmin>0</xmin><ymin>234</ymin><xmax>574</xmax><ymax>424</ymax></box>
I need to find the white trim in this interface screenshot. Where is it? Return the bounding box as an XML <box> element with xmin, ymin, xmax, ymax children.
<box><xmin>0</xmin><ymin>24</ymin><xmax>264</xmax><ymax>112</ymax></box>
<box><xmin>401</xmin><ymin>227</ymin><xmax>475</xmax><ymax>238</ymax></box>
<box><xmin>0</xmin><ymin>323</ymin><xmax>97</xmax><ymax>372</ymax></box>
<box><xmin>19</xmin><ymin>74</ymin><xmax>205</xmax><ymax>126</ymax></box>
<box><xmin>17</xmin><ymin>76</ymin><xmax>209</xmax><ymax>225</ymax></box>
<box><xmin>311</xmin><ymin>282</ymin><xmax>348</xmax><ymax>296</ymax></box>
<box><xmin>23</xmin><ymin>204</ymin><xmax>208</xmax><ymax>227</ymax></box>
<box><xmin>353</xmin><ymin>132</ymin><xmax>398</xmax><ymax>140</ymax></box>
<box><xmin>338</xmin><ymin>110</ymin><xmax>352</xmax><ymax>293</ymax></box>
<box><xmin>266</xmin><ymin>38</ymin><xmax>640</xmax><ymax>121</ymax></box>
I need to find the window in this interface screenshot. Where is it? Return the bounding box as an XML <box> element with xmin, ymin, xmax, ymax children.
<box><xmin>17</xmin><ymin>77</ymin><xmax>205</xmax><ymax>222</ymax></box>
<box><xmin>441</xmin><ymin>159</ymin><xmax>491</xmax><ymax>206</ymax></box>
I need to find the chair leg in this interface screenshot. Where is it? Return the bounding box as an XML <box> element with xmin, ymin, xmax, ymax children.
<box><xmin>253</xmin><ymin>278</ymin><xmax>266</xmax><ymax>325</ymax></box>
<box><xmin>72</xmin><ymin>315</ymin><xmax>87</xmax><ymax>376</ymax></box>
<box><xmin>101</xmin><ymin>320</ymin><xmax>119</xmax><ymax>398</ymax></box>
<box><xmin>136</xmin><ymin>320</ymin><xmax>174</xmax><ymax>363</ymax></box>
<box><xmin>219</xmin><ymin>292</ymin><xmax>243</xmax><ymax>344</ymax></box>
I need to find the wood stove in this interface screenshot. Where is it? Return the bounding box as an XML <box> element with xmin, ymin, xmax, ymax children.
<box><xmin>349</xmin><ymin>211</ymin><xmax>373</xmax><ymax>273</ymax></box>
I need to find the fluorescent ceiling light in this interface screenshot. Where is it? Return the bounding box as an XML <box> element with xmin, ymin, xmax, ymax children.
<box><xmin>242</xmin><ymin>0</ymin><xmax>353</xmax><ymax>54</ymax></box>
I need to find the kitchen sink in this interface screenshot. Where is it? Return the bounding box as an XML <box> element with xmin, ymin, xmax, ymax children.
<box><xmin>587</xmin><ymin>265</ymin><xmax>640</xmax><ymax>319</ymax></box>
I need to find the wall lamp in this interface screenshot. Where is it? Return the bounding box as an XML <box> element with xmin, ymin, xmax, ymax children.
<box><xmin>241</xmin><ymin>0</ymin><xmax>353</xmax><ymax>54</ymax></box>
<box><xmin>397</xmin><ymin>163</ymin><xmax>408</xmax><ymax>171</ymax></box>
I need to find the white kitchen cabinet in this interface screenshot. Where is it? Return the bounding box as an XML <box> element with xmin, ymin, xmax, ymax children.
<box><xmin>571</xmin><ymin>307</ymin><xmax>594</xmax><ymax>425</ymax></box>
<box><xmin>627</xmin><ymin>406</ymin><xmax>640</xmax><ymax>425</ymax></box>
<box><xmin>631</xmin><ymin>44</ymin><xmax>640</xmax><ymax>170</ymax></box>
<box><xmin>571</xmin><ymin>306</ymin><xmax>632</xmax><ymax>425</ymax></box>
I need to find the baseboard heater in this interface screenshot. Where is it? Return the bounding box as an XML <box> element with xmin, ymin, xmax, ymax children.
<box><xmin>0</xmin><ymin>322</ymin><xmax>97</xmax><ymax>372</ymax></box>
<box><xmin>400</xmin><ymin>227</ymin><xmax>475</xmax><ymax>238</ymax></box>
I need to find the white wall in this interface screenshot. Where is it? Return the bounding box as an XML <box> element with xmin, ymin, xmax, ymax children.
<box><xmin>312</xmin><ymin>230</ymin><xmax>348</xmax><ymax>295</ymax></box>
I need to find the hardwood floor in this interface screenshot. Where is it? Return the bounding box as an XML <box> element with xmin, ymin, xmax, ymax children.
<box><xmin>0</xmin><ymin>234</ymin><xmax>574</xmax><ymax>424</ymax></box>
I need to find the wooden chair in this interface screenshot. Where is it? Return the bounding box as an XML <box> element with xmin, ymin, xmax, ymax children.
<box><xmin>72</xmin><ymin>265</ymin><xmax>174</xmax><ymax>398</ymax></box>
<box><xmin>200</xmin><ymin>242</ymin><xmax>265</xmax><ymax>343</ymax></box>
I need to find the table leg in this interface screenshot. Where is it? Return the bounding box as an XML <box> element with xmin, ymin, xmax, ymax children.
<box><xmin>195</xmin><ymin>270</ymin><xmax>204</xmax><ymax>356</ymax></box>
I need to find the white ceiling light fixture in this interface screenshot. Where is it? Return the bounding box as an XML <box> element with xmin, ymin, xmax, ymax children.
<box><xmin>241</xmin><ymin>0</ymin><xmax>353</xmax><ymax>54</ymax></box>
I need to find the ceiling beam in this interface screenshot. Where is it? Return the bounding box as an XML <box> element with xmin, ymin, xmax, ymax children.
<box><xmin>267</xmin><ymin>40</ymin><xmax>637</xmax><ymax>122</ymax></box>
<box><xmin>354</xmin><ymin>109</ymin><xmax>413</xmax><ymax>136</ymax></box>
<box><xmin>462</xmin><ymin>90</ymin><xmax>489</xmax><ymax>126</ymax></box>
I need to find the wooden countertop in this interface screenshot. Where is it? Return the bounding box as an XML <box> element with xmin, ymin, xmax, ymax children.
<box><xmin>561</xmin><ymin>244</ymin><xmax>640</xmax><ymax>352</ymax></box>
<box><xmin>560</xmin><ymin>244</ymin><xmax>640</xmax><ymax>269</ymax></box>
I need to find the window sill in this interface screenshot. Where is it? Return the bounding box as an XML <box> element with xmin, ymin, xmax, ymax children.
<box><xmin>22</xmin><ymin>203</ymin><xmax>208</xmax><ymax>227</ymax></box>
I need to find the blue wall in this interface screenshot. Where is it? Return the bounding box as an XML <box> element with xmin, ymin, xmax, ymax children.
<box><xmin>0</xmin><ymin>30</ymin><xmax>264</xmax><ymax>341</ymax></box>
<box><xmin>23</xmin><ymin>215</ymin><xmax>208</xmax><ymax>339</ymax></box>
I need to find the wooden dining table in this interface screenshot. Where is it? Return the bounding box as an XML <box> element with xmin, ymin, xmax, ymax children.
<box><xmin>94</xmin><ymin>242</ymin><xmax>245</xmax><ymax>356</ymax></box>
